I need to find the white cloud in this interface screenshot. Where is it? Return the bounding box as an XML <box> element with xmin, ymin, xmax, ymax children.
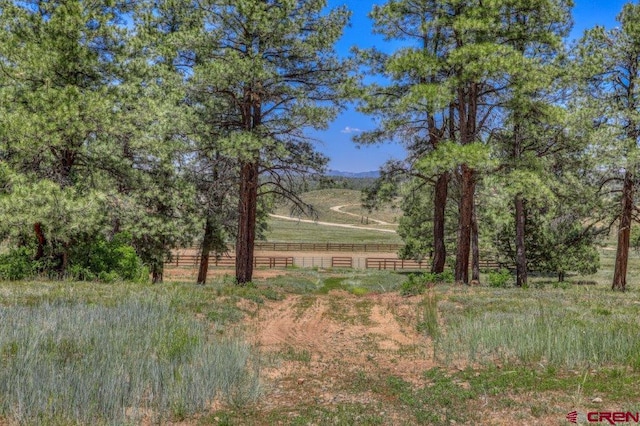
<box><xmin>340</xmin><ymin>126</ymin><xmax>363</xmax><ymax>134</ymax></box>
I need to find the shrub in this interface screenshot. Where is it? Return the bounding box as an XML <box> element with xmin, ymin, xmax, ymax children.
<box><xmin>0</xmin><ymin>247</ymin><xmax>35</xmax><ymax>280</ymax></box>
<box><xmin>400</xmin><ymin>271</ymin><xmax>454</xmax><ymax>296</ymax></box>
<box><xmin>401</xmin><ymin>274</ymin><xmax>428</xmax><ymax>296</ymax></box>
<box><xmin>436</xmin><ymin>270</ymin><xmax>455</xmax><ymax>283</ymax></box>
<box><xmin>487</xmin><ymin>269</ymin><xmax>513</xmax><ymax>288</ymax></box>
<box><xmin>68</xmin><ymin>233</ymin><xmax>148</xmax><ymax>282</ymax></box>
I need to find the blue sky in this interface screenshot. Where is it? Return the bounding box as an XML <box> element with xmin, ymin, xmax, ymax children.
<box><xmin>314</xmin><ymin>0</ymin><xmax>630</xmax><ymax>173</ymax></box>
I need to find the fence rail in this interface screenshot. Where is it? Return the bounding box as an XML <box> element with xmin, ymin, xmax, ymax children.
<box><xmin>365</xmin><ymin>257</ymin><xmax>429</xmax><ymax>271</ymax></box>
<box><xmin>172</xmin><ymin>254</ymin><xmax>293</xmax><ymax>269</ymax></box>
<box><xmin>171</xmin><ymin>251</ymin><xmax>507</xmax><ymax>272</ymax></box>
<box><xmin>188</xmin><ymin>242</ymin><xmax>404</xmax><ymax>253</ymax></box>
<box><xmin>331</xmin><ymin>257</ymin><xmax>353</xmax><ymax>268</ymax></box>
<box><xmin>254</xmin><ymin>242</ymin><xmax>404</xmax><ymax>252</ymax></box>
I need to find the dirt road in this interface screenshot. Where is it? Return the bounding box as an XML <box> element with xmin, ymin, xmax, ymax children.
<box><xmin>329</xmin><ymin>204</ymin><xmax>392</xmax><ymax>225</ymax></box>
<box><xmin>268</xmin><ymin>214</ymin><xmax>397</xmax><ymax>233</ymax></box>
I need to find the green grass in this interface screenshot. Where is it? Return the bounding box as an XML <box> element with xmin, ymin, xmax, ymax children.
<box><xmin>274</xmin><ymin>189</ymin><xmax>400</xmax><ymax>226</ymax></box>
<box><xmin>279</xmin><ymin>346</ymin><xmax>312</xmax><ymax>363</ymax></box>
<box><xmin>264</xmin><ymin>269</ymin><xmax>408</xmax><ymax>294</ymax></box>
<box><xmin>6</xmin><ymin>257</ymin><xmax>640</xmax><ymax>425</ymax></box>
<box><xmin>436</xmin><ymin>285</ymin><xmax>640</xmax><ymax>369</ymax></box>
<box><xmin>202</xmin><ymin>404</ymin><xmax>387</xmax><ymax>426</ymax></box>
<box><xmin>265</xmin><ymin>217</ymin><xmax>402</xmax><ymax>243</ymax></box>
<box><xmin>416</xmin><ymin>291</ymin><xmax>439</xmax><ymax>339</ymax></box>
<box><xmin>0</xmin><ymin>294</ymin><xmax>260</xmax><ymax>425</ymax></box>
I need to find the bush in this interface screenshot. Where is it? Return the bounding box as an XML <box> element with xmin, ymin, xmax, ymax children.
<box><xmin>436</xmin><ymin>270</ymin><xmax>455</xmax><ymax>283</ymax></box>
<box><xmin>487</xmin><ymin>269</ymin><xmax>513</xmax><ymax>288</ymax></box>
<box><xmin>68</xmin><ymin>233</ymin><xmax>148</xmax><ymax>282</ymax></box>
<box><xmin>0</xmin><ymin>247</ymin><xmax>35</xmax><ymax>280</ymax></box>
<box><xmin>401</xmin><ymin>274</ymin><xmax>428</xmax><ymax>296</ymax></box>
<box><xmin>400</xmin><ymin>271</ymin><xmax>455</xmax><ymax>296</ymax></box>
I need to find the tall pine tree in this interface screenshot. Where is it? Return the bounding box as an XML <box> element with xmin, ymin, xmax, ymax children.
<box><xmin>578</xmin><ymin>3</ymin><xmax>640</xmax><ymax>291</ymax></box>
<box><xmin>183</xmin><ymin>0</ymin><xmax>352</xmax><ymax>284</ymax></box>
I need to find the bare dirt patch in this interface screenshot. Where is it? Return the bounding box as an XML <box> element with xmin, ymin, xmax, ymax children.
<box><xmin>246</xmin><ymin>291</ymin><xmax>435</xmax><ymax>412</ymax></box>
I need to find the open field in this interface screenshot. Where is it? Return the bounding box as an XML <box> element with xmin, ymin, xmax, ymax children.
<box><xmin>2</xmin><ymin>262</ymin><xmax>640</xmax><ymax>424</ymax></box>
<box><xmin>264</xmin><ymin>217</ymin><xmax>403</xmax><ymax>244</ymax></box>
<box><xmin>273</xmin><ymin>189</ymin><xmax>400</xmax><ymax>229</ymax></box>
<box><xmin>4</xmin><ymin>191</ymin><xmax>640</xmax><ymax>425</ymax></box>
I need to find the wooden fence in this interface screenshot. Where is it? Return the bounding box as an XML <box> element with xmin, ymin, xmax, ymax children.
<box><xmin>172</xmin><ymin>251</ymin><xmax>507</xmax><ymax>272</ymax></box>
<box><xmin>365</xmin><ymin>257</ymin><xmax>429</xmax><ymax>271</ymax></box>
<box><xmin>171</xmin><ymin>254</ymin><xmax>293</xmax><ymax>269</ymax></box>
<box><xmin>331</xmin><ymin>257</ymin><xmax>353</xmax><ymax>268</ymax></box>
<box><xmin>232</xmin><ymin>242</ymin><xmax>404</xmax><ymax>252</ymax></box>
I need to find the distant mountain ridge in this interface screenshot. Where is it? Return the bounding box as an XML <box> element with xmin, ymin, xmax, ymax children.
<box><xmin>326</xmin><ymin>169</ymin><xmax>380</xmax><ymax>178</ymax></box>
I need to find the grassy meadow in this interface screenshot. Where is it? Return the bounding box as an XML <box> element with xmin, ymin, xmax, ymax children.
<box><xmin>3</xmin><ymin>189</ymin><xmax>640</xmax><ymax>424</ymax></box>
<box><xmin>264</xmin><ymin>217</ymin><xmax>403</xmax><ymax>244</ymax></box>
<box><xmin>266</xmin><ymin>188</ymin><xmax>403</xmax><ymax>244</ymax></box>
<box><xmin>2</xmin><ymin>263</ymin><xmax>640</xmax><ymax>424</ymax></box>
<box><xmin>273</xmin><ymin>189</ymin><xmax>400</xmax><ymax>226</ymax></box>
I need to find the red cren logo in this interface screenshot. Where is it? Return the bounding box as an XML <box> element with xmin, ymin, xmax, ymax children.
<box><xmin>567</xmin><ymin>411</ymin><xmax>579</xmax><ymax>424</ymax></box>
<box><xmin>568</xmin><ymin>411</ymin><xmax>640</xmax><ymax>425</ymax></box>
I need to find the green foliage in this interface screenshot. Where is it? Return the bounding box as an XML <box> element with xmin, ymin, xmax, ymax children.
<box><xmin>68</xmin><ymin>233</ymin><xmax>148</xmax><ymax>282</ymax></box>
<box><xmin>400</xmin><ymin>272</ymin><xmax>452</xmax><ymax>296</ymax></box>
<box><xmin>0</xmin><ymin>247</ymin><xmax>35</xmax><ymax>281</ymax></box>
<box><xmin>487</xmin><ymin>269</ymin><xmax>514</xmax><ymax>288</ymax></box>
<box><xmin>492</xmin><ymin>201</ymin><xmax>601</xmax><ymax>281</ymax></box>
<box><xmin>0</xmin><ymin>233</ymin><xmax>148</xmax><ymax>283</ymax></box>
<box><xmin>576</xmin><ymin>2</ymin><xmax>640</xmax><ymax>289</ymax></box>
<box><xmin>0</xmin><ymin>0</ymin><xmax>200</xmax><ymax>283</ymax></box>
<box><xmin>144</xmin><ymin>0</ymin><xmax>355</xmax><ymax>283</ymax></box>
<box><xmin>417</xmin><ymin>142</ymin><xmax>496</xmax><ymax>175</ymax></box>
<box><xmin>400</xmin><ymin>274</ymin><xmax>427</xmax><ymax>296</ymax></box>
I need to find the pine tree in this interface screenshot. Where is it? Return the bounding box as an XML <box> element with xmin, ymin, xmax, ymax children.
<box><xmin>362</xmin><ymin>0</ymin><xmax>573</xmax><ymax>283</ymax></box>
<box><xmin>175</xmin><ymin>0</ymin><xmax>352</xmax><ymax>284</ymax></box>
<box><xmin>0</xmin><ymin>0</ymin><xmax>131</xmax><ymax>274</ymax></box>
<box><xmin>577</xmin><ymin>3</ymin><xmax>640</xmax><ymax>291</ymax></box>
<box><xmin>357</xmin><ymin>0</ymin><xmax>455</xmax><ymax>274</ymax></box>
<box><xmin>495</xmin><ymin>0</ymin><xmax>573</xmax><ymax>287</ymax></box>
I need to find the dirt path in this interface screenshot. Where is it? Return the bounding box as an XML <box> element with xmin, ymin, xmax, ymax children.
<box><xmin>329</xmin><ymin>204</ymin><xmax>392</xmax><ymax>225</ymax></box>
<box><xmin>247</xmin><ymin>291</ymin><xmax>434</xmax><ymax>411</ymax></box>
<box><xmin>241</xmin><ymin>291</ymin><xmax>563</xmax><ymax>426</ymax></box>
<box><xmin>268</xmin><ymin>214</ymin><xmax>397</xmax><ymax>233</ymax></box>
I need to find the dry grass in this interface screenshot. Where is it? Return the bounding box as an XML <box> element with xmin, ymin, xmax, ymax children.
<box><xmin>265</xmin><ymin>217</ymin><xmax>403</xmax><ymax>244</ymax></box>
<box><xmin>273</xmin><ymin>189</ymin><xmax>400</xmax><ymax>229</ymax></box>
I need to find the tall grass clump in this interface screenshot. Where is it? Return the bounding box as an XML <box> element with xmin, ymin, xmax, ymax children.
<box><xmin>437</xmin><ymin>301</ymin><xmax>640</xmax><ymax>369</ymax></box>
<box><xmin>416</xmin><ymin>291</ymin><xmax>440</xmax><ymax>339</ymax></box>
<box><xmin>0</xmin><ymin>298</ymin><xmax>260</xmax><ymax>424</ymax></box>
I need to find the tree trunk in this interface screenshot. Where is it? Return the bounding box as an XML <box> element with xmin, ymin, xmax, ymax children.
<box><xmin>514</xmin><ymin>195</ymin><xmax>528</xmax><ymax>287</ymax></box>
<box><xmin>471</xmin><ymin>203</ymin><xmax>480</xmax><ymax>282</ymax></box>
<box><xmin>34</xmin><ymin>223</ymin><xmax>46</xmax><ymax>260</ymax></box>
<box><xmin>431</xmin><ymin>171</ymin><xmax>449</xmax><ymax>274</ymax></box>
<box><xmin>152</xmin><ymin>264</ymin><xmax>164</xmax><ymax>284</ymax></box>
<box><xmin>455</xmin><ymin>165</ymin><xmax>476</xmax><ymax>284</ymax></box>
<box><xmin>558</xmin><ymin>271</ymin><xmax>565</xmax><ymax>282</ymax></box>
<box><xmin>56</xmin><ymin>242</ymin><xmax>69</xmax><ymax>278</ymax></box>
<box><xmin>197</xmin><ymin>216</ymin><xmax>216</xmax><ymax>285</ymax></box>
<box><xmin>612</xmin><ymin>171</ymin><xmax>634</xmax><ymax>291</ymax></box>
<box><xmin>236</xmin><ymin>161</ymin><xmax>259</xmax><ymax>285</ymax></box>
